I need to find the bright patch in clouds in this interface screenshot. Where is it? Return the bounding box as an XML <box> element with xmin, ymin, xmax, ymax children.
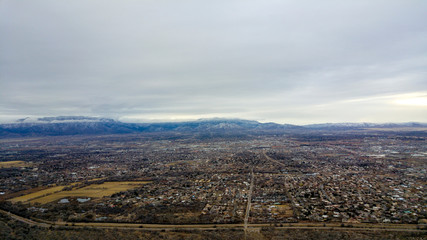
<box><xmin>394</xmin><ymin>93</ymin><xmax>427</xmax><ymax>106</ymax></box>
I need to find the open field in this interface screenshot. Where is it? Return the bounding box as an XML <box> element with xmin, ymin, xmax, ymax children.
<box><xmin>10</xmin><ymin>186</ymin><xmax>64</xmax><ymax>203</ymax></box>
<box><xmin>10</xmin><ymin>181</ymin><xmax>151</xmax><ymax>204</ymax></box>
<box><xmin>4</xmin><ymin>178</ymin><xmax>108</xmax><ymax>201</ymax></box>
<box><xmin>272</xmin><ymin>204</ymin><xmax>293</xmax><ymax>216</ymax></box>
<box><xmin>9</xmin><ymin>186</ymin><xmax>64</xmax><ymax>202</ymax></box>
<box><xmin>0</xmin><ymin>160</ymin><xmax>31</xmax><ymax>168</ymax></box>
<box><xmin>0</xmin><ymin>186</ymin><xmax>47</xmax><ymax>201</ymax></box>
<box><xmin>27</xmin><ymin>181</ymin><xmax>151</xmax><ymax>204</ymax></box>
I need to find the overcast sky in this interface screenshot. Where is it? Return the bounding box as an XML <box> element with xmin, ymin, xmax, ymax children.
<box><xmin>1</xmin><ymin>0</ymin><xmax>426</xmax><ymax>124</ymax></box>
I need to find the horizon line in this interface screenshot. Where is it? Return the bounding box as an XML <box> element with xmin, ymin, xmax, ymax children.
<box><xmin>1</xmin><ymin>115</ymin><xmax>426</xmax><ymax>126</ymax></box>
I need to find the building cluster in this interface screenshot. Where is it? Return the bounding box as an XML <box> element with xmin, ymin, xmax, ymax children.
<box><xmin>0</xmin><ymin>132</ymin><xmax>425</xmax><ymax>224</ymax></box>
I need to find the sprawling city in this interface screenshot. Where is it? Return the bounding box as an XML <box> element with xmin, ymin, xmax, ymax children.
<box><xmin>0</xmin><ymin>119</ymin><xmax>426</xmax><ymax>239</ymax></box>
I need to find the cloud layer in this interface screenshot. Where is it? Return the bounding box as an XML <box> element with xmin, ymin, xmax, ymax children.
<box><xmin>1</xmin><ymin>0</ymin><xmax>427</xmax><ymax>124</ymax></box>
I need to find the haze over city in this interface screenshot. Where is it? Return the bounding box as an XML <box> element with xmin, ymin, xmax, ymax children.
<box><xmin>1</xmin><ymin>0</ymin><xmax>427</xmax><ymax>124</ymax></box>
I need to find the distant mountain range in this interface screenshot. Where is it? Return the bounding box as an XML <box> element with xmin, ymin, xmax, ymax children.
<box><xmin>0</xmin><ymin>116</ymin><xmax>426</xmax><ymax>138</ymax></box>
<box><xmin>303</xmin><ymin>122</ymin><xmax>427</xmax><ymax>129</ymax></box>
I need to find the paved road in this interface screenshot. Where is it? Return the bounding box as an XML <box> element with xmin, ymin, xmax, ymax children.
<box><xmin>1</xmin><ymin>208</ymin><xmax>425</xmax><ymax>233</ymax></box>
<box><xmin>262</xmin><ymin>151</ymin><xmax>301</xmax><ymax>216</ymax></box>
<box><xmin>262</xmin><ymin>151</ymin><xmax>286</xmax><ymax>167</ymax></box>
<box><xmin>0</xmin><ymin>209</ymin><xmax>51</xmax><ymax>228</ymax></box>
<box><xmin>244</xmin><ymin>168</ymin><xmax>254</xmax><ymax>239</ymax></box>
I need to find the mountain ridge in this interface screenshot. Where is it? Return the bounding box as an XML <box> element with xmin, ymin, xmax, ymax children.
<box><xmin>1</xmin><ymin>116</ymin><xmax>426</xmax><ymax>138</ymax></box>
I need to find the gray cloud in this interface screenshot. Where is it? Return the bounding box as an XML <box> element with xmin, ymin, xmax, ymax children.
<box><xmin>1</xmin><ymin>0</ymin><xmax>427</xmax><ymax>124</ymax></box>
